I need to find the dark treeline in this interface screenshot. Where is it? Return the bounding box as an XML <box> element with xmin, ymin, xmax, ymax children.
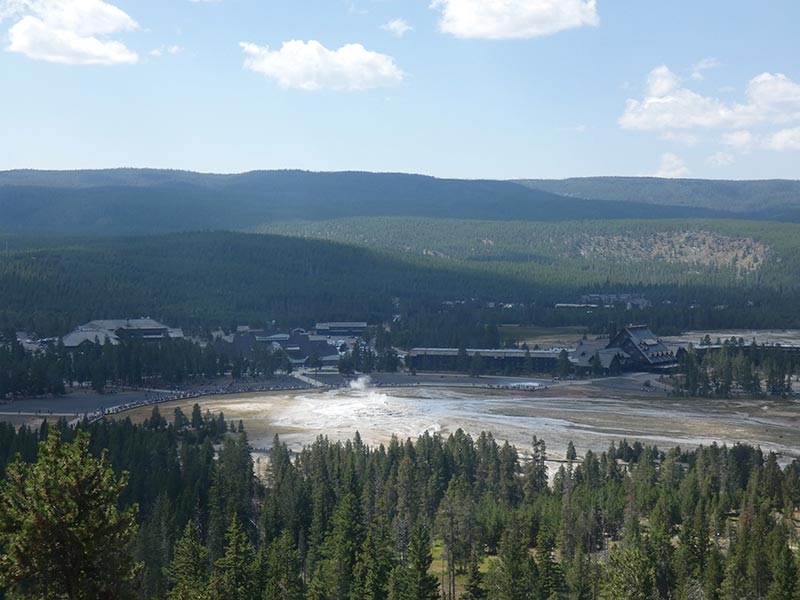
<box><xmin>2</xmin><ymin>231</ymin><xmax>800</xmax><ymax>341</ymax></box>
<box><xmin>391</xmin><ymin>292</ymin><xmax>800</xmax><ymax>347</ymax></box>
<box><xmin>0</xmin><ymin>406</ymin><xmax>232</xmax><ymax>516</ymax></box>
<box><xmin>0</xmin><ymin>333</ymin><xmax>293</xmax><ymax>398</ymax></box>
<box><xmin>2</xmin><ymin>416</ymin><xmax>799</xmax><ymax>599</ymax></box>
<box><xmin>671</xmin><ymin>339</ymin><xmax>799</xmax><ymax>398</ymax></box>
<box><xmin>0</xmin><ymin>232</ymin><xmax>541</xmax><ymax>336</ymax></box>
<box><xmin>336</xmin><ymin>328</ymin><xmax>401</xmax><ymax>374</ymax></box>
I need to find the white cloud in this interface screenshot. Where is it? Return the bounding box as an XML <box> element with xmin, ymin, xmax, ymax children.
<box><xmin>382</xmin><ymin>18</ymin><xmax>412</xmax><ymax>38</ymax></box>
<box><xmin>431</xmin><ymin>0</ymin><xmax>599</xmax><ymax>40</ymax></box>
<box><xmin>721</xmin><ymin>130</ymin><xmax>755</xmax><ymax>153</ymax></box>
<box><xmin>691</xmin><ymin>57</ymin><xmax>719</xmax><ymax>81</ymax></box>
<box><xmin>765</xmin><ymin>127</ymin><xmax>800</xmax><ymax>152</ymax></box>
<box><xmin>619</xmin><ymin>67</ymin><xmax>800</xmax><ymax>131</ymax></box>
<box><xmin>149</xmin><ymin>44</ymin><xmax>183</xmax><ymax>57</ymax></box>
<box><xmin>705</xmin><ymin>151</ymin><xmax>734</xmax><ymax>167</ymax></box>
<box><xmin>240</xmin><ymin>40</ymin><xmax>403</xmax><ymax>91</ymax></box>
<box><xmin>654</xmin><ymin>153</ymin><xmax>690</xmax><ymax>178</ymax></box>
<box><xmin>647</xmin><ymin>65</ymin><xmax>680</xmax><ymax>97</ymax></box>
<box><xmin>660</xmin><ymin>131</ymin><xmax>701</xmax><ymax>146</ymax></box>
<box><xmin>746</xmin><ymin>72</ymin><xmax>800</xmax><ymax>122</ymax></box>
<box><xmin>2</xmin><ymin>0</ymin><xmax>138</xmax><ymax>65</ymax></box>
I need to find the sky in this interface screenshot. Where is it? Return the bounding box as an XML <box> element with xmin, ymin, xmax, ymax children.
<box><xmin>0</xmin><ymin>0</ymin><xmax>799</xmax><ymax>180</ymax></box>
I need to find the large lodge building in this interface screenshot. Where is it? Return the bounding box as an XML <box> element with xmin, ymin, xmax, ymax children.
<box><xmin>62</xmin><ymin>319</ymin><xmax>184</xmax><ymax>350</ymax></box>
<box><xmin>407</xmin><ymin>325</ymin><xmax>681</xmax><ymax>374</ymax></box>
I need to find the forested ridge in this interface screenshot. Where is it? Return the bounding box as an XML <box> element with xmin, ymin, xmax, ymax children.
<box><xmin>1</xmin><ymin>169</ymin><xmax>787</xmax><ymax>236</ymax></box>
<box><xmin>2</xmin><ymin>228</ymin><xmax>800</xmax><ymax>340</ymax></box>
<box><xmin>518</xmin><ymin>177</ymin><xmax>800</xmax><ymax>216</ymax></box>
<box><xmin>0</xmin><ymin>231</ymin><xmax>541</xmax><ymax>335</ymax></box>
<box><xmin>0</xmin><ymin>417</ymin><xmax>798</xmax><ymax>599</ymax></box>
<box><xmin>258</xmin><ymin>217</ymin><xmax>800</xmax><ymax>289</ymax></box>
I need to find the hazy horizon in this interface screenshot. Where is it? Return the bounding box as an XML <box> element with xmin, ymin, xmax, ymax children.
<box><xmin>1</xmin><ymin>166</ymin><xmax>798</xmax><ymax>184</ymax></box>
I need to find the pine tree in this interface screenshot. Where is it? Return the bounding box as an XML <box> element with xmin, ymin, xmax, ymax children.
<box><xmin>165</xmin><ymin>521</ymin><xmax>211</xmax><ymax>600</ymax></box>
<box><xmin>392</xmin><ymin>521</ymin><xmax>440</xmax><ymax>600</ymax></box>
<box><xmin>600</xmin><ymin>545</ymin><xmax>655</xmax><ymax>600</ymax></box>
<box><xmin>702</xmin><ymin>544</ymin><xmax>724</xmax><ymax>600</ymax></box>
<box><xmin>436</xmin><ymin>476</ymin><xmax>475</xmax><ymax>600</ymax></box>
<box><xmin>0</xmin><ymin>430</ymin><xmax>139</xmax><ymax>600</ymax></box>
<box><xmin>564</xmin><ymin>549</ymin><xmax>593</xmax><ymax>600</ymax></box>
<box><xmin>137</xmin><ymin>492</ymin><xmax>178</xmax><ymax>599</ymax></box>
<box><xmin>210</xmin><ymin>515</ymin><xmax>256</xmax><ymax>600</ymax></box>
<box><xmin>264</xmin><ymin>531</ymin><xmax>304</xmax><ymax>600</ymax></box>
<box><xmin>353</xmin><ymin>508</ymin><xmax>397</xmax><ymax>600</ymax></box>
<box><xmin>536</xmin><ymin>528</ymin><xmax>563</xmax><ymax>599</ymax></box>
<box><xmin>308</xmin><ymin>492</ymin><xmax>363</xmax><ymax>600</ymax></box>
<box><xmin>566</xmin><ymin>441</ymin><xmax>577</xmax><ymax>462</ymax></box>
<box><xmin>192</xmin><ymin>403</ymin><xmax>204</xmax><ymax>430</ymax></box>
<box><xmin>721</xmin><ymin>529</ymin><xmax>749</xmax><ymax>600</ymax></box>
<box><xmin>489</xmin><ymin>519</ymin><xmax>539</xmax><ymax>600</ymax></box>
<box><xmin>764</xmin><ymin>542</ymin><xmax>799</xmax><ymax>600</ymax></box>
<box><xmin>460</xmin><ymin>554</ymin><xmax>487</xmax><ymax>600</ymax></box>
<box><xmin>207</xmin><ymin>434</ymin><xmax>254</xmax><ymax>559</ymax></box>
<box><xmin>524</xmin><ymin>436</ymin><xmax>548</xmax><ymax>503</ymax></box>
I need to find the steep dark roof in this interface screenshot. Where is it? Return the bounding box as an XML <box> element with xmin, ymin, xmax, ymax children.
<box><xmin>610</xmin><ymin>325</ymin><xmax>676</xmax><ymax>367</ymax></box>
<box><xmin>571</xmin><ymin>339</ymin><xmax>627</xmax><ymax>369</ymax></box>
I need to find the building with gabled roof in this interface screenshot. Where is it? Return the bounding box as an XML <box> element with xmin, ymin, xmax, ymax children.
<box><xmin>608</xmin><ymin>325</ymin><xmax>678</xmax><ymax>371</ymax></box>
<box><xmin>570</xmin><ymin>339</ymin><xmax>627</xmax><ymax>374</ymax></box>
<box><xmin>62</xmin><ymin>318</ymin><xmax>183</xmax><ymax>349</ymax></box>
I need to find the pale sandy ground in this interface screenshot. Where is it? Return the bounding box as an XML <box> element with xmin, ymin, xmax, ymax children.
<box><xmin>664</xmin><ymin>329</ymin><xmax>800</xmax><ymax>346</ymax></box>
<box><xmin>119</xmin><ymin>378</ymin><xmax>800</xmax><ymax>466</ymax></box>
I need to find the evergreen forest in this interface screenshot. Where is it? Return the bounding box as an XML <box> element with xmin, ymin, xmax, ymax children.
<box><xmin>3</xmin><ymin>222</ymin><xmax>800</xmax><ymax>340</ymax></box>
<box><xmin>0</xmin><ymin>417</ymin><xmax>798</xmax><ymax>599</ymax></box>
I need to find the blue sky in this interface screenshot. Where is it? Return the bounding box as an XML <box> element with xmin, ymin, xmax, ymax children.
<box><xmin>1</xmin><ymin>0</ymin><xmax>798</xmax><ymax>179</ymax></box>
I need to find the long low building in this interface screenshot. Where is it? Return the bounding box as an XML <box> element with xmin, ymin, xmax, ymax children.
<box><xmin>407</xmin><ymin>325</ymin><xmax>682</xmax><ymax>374</ymax></box>
<box><xmin>314</xmin><ymin>322</ymin><xmax>368</xmax><ymax>337</ymax></box>
<box><xmin>406</xmin><ymin>347</ymin><xmax>565</xmax><ymax>372</ymax></box>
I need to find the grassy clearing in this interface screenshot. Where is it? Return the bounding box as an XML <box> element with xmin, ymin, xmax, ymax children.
<box><xmin>500</xmin><ymin>325</ymin><xmax>590</xmax><ymax>346</ymax></box>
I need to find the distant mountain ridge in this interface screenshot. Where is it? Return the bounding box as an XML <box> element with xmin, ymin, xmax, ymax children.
<box><xmin>518</xmin><ymin>176</ymin><xmax>800</xmax><ymax>216</ymax></box>
<box><xmin>0</xmin><ymin>169</ymin><xmax>797</xmax><ymax>235</ymax></box>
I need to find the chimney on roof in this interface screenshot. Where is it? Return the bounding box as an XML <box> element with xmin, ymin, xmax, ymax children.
<box><xmin>609</xmin><ymin>321</ymin><xmax>618</xmax><ymax>342</ymax></box>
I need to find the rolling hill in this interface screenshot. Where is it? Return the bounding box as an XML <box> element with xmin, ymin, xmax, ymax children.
<box><xmin>518</xmin><ymin>177</ymin><xmax>800</xmax><ymax>217</ymax></box>
<box><xmin>257</xmin><ymin>217</ymin><xmax>800</xmax><ymax>291</ymax></box>
<box><xmin>0</xmin><ymin>169</ymin><xmax>761</xmax><ymax>235</ymax></box>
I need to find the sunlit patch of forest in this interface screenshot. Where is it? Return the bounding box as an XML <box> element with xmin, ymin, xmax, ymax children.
<box><xmin>257</xmin><ymin>218</ymin><xmax>800</xmax><ymax>288</ymax></box>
